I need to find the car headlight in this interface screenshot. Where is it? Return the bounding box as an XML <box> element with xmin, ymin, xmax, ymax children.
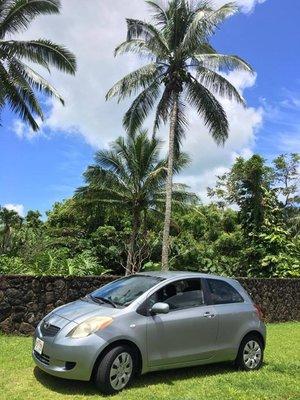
<box><xmin>68</xmin><ymin>317</ymin><xmax>113</xmax><ymax>339</ymax></box>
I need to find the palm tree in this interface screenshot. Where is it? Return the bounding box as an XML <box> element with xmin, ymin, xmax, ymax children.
<box><xmin>106</xmin><ymin>0</ymin><xmax>253</xmax><ymax>269</ymax></box>
<box><xmin>0</xmin><ymin>206</ymin><xmax>22</xmax><ymax>252</ymax></box>
<box><xmin>76</xmin><ymin>130</ymin><xmax>194</xmax><ymax>275</ymax></box>
<box><xmin>0</xmin><ymin>0</ymin><xmax>76</xmax><ymax>131</ymax></box>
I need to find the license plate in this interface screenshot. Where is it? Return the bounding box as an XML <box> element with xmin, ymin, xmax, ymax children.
<box><xmin>34</xmin><ymin>337</ymin><xmax>44</xmax><ymax>355</ymax></box>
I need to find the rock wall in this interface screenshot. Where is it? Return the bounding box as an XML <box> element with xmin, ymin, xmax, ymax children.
<box><xmin>238</xmin><ymin>278</ymin><xmax>300</xmax><ymax>323</ymax></box>
<box><xmin>0</xmin><ymin>275</ymin><xmax>299</xmax><ymax>335</ymax></box>
<box><xmin>0</xmin><ymin>275</ymin><xmax>117</xmax><ymax>335</ymax></box>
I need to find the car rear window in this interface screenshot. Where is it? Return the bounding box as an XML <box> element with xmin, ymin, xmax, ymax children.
<box><xmin>207</xmin><ymin>279</ymin><xmax>244</xmax><ymax>305</ymax></box>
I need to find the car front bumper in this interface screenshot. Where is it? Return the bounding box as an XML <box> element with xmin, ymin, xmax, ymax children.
<box><xmin>32</xmin><ymin>322</ymin><xmax>108</xmax><ymax>381</ymax></box>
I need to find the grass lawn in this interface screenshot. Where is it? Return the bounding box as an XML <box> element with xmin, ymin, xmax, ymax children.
<box><xmin>0</xmin><ymin>322</ymin><xmax>299</xmax><ymax>400</ymax></box>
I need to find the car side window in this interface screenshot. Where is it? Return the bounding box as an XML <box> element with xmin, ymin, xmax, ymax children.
<box><xmin>149</xmin><ymin>278</ymin><xmax>204</xmax><ymax>311</ymax></box>
<box><xmin>207</xmin><ymin>279</ymin><xmax>244</xmax><ymax>305</ymax></box>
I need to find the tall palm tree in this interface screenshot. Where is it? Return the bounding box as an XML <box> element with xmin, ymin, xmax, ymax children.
<box><xmin>76</xmin><ymin>130</ymin><xmax>194</xmax><ymax>275</ymax></box>
<box><xmin>0</xmin><ymin>0</ymin><xmax>76</xmax><ymax>131</ymax></box>
<box><xmin>106</xmin><ymin>0</ymin><xmax>253</xmax><ymax>269</ymax></box>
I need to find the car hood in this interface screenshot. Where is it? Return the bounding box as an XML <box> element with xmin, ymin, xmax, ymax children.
<box><xmin>52</xmin><ymin>299</ymin><xmax>121</xmax><ymax>323</ymax></box>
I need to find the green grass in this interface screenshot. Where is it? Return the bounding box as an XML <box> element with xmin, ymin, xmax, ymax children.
<box><xmin>1</xmin><ymin>322</ymin><xmax>299</xmax><ymax>400</ymax></box>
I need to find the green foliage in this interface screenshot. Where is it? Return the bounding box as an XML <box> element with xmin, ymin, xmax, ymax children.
<box><xmin>90</xmin><ymin>226</ymin><xmax>126</xmax><ymax>273</ymax></box>
<box><xmin>0</xmin><ymin>152</ymin><xmax>299</xmax><ymax>278</ymax></box>
<box><xmin>0</xmin><ymin>255</ymin><xmax>24</xmax><ymax>274</ymax></box>
<box><xmin>209</xmin><ymin>154</ymin><xmax>300</xmax><ymax>277</ymax></box>
<box><xmin>169</xmin><ymin>205</ymin><xmax>244</xmax><ymax>277</ymax></box>
<box><xmin>76</xmin><ymin>129</ymin><xmax>194</xmax><ymax>274</ymax></box>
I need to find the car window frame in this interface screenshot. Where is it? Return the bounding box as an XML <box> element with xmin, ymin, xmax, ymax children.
<box><xmin>137</xmin><ymin>277</ymin><xmax>210</xmax><ymax>316</ymax></box>
<box><xmin>204</xmin><ymin>278</ymin><xmax>245</xmax><ymax>306</ymax></box>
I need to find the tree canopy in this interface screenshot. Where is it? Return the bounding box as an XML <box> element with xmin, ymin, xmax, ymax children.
<box><xmin>1</xmin><ymin>152</ymin><xmax>299</xmax><ymax>278</ymax></box>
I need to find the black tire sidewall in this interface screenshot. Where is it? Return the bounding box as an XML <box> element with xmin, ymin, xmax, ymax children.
<box><xmin>236</xmin><ymin>335</ymin><xmax>264</xmax><ymax>371</ymax></box>
<box><xmin>95</xmin><ymin>345</ymin><xmax>137</xmax><ymax>395</ymax></box>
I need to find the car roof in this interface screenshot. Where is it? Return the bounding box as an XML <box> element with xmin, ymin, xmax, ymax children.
<box><xmin>137</xmin><ymin>271</ymin><xmax>231</xmax><ymax>281</ymax></box>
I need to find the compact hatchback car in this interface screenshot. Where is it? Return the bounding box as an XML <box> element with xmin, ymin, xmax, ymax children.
<box><xmin>33</xmin><ymin>272</ymin><xmax>266</xmax><ymax>394</ymax></box>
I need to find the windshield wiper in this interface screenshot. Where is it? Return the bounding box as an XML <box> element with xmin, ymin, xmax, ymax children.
<box><xmin>91</xmin><ymin>295</ymin><xmax>117</xmax><ymax>308</ymax></box>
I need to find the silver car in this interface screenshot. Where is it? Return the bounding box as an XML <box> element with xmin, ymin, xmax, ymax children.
<box><xmin>33</xmin><ymin>272</ymin><xmax>266</xmax><ymax>394</ymax></box>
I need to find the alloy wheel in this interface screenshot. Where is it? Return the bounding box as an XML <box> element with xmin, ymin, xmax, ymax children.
<box><xmin>109</xmin><ymin>352</ymin><xmax>133</xmax><ymax>390</ymax></box>
<box><xmin>243</xmin><ymin>340</ymin><xmax>262</xmax><ymax>369</ymax></box>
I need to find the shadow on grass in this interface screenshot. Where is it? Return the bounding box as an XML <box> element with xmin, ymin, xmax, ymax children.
<box><xmin>34</xmin><ymin>361</ymin><xmax>235</xmax><ymax>396</ymax></box>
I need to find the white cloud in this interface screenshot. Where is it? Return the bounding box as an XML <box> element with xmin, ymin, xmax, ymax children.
<box><xmin>213</xmin><ymin>0</ymin><xmax>266</xmax><ymax>13</ymax></box>
<box><xmin>13</xmin><ymin>0</ymin><xmax>150</xmax><ymax>147</ymax></box>
<box><xmin>12</xmin><ymin>118</ymin><xmax>42</xmax><ymax>140</ymax></box>
<box><xmin>3</xmin><ymin>204</ymin><xmax>25</xmax><ymax>217</ymax></box>
<box><xmin>12</xmin><ymin>0</ymin><xmax>265</xmax><ymax>201</ymax></box>
<box><xmin>179</xmin><ymin>70</ymin><xmax>263</xmax><ymax>199</ymax></box>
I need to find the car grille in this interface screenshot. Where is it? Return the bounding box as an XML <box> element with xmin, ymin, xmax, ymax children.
<box><xmin>40</xmin><ymin>322</ymin><xmax>61</xmax><ymax>337</ymax></box>
<box><xmin>34</xmin><ymin>350</ymin><xmax>50</xmax><ymax>365</ymax></box>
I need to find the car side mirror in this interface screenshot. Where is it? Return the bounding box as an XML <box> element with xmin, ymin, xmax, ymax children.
<box><xmin>150</xmin><ymin>302</ymin><xmax>170</xmax><ymax>315</ymax></box>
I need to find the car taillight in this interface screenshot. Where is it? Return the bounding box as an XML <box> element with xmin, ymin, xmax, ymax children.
<box><xmin>254</xmin><ymin>304</ymin><xmax>264</xmax><ymax>321</ymax></box>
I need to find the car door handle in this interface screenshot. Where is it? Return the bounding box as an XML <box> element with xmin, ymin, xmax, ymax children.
<box><xmin>203</xmin><ymin>312</ymin><xmax>215</xmax><ymax>318</ymax></box>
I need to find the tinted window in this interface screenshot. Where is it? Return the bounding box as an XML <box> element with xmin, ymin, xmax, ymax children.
<box><xmin>90</xmin><ymin>275</ymin><xmax>164</xmax><ymax>307</ymax></box>
<box><xmin>207</xmin><ymin>279</ymin><xmax>243</xmax><ymax>304</ymax></box>
<box><xmin>150</xmin><ymin>279</ymin><xmax>204</xmax><ymax>310</ymax></box>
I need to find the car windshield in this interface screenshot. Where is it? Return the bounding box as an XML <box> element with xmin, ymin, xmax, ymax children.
<box><xmin>89</xmin><ymin>275</ymin><xmax>164</xmax><ymax>307</ymax></box>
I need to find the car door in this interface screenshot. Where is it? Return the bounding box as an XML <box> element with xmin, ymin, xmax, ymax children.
<box><xmin>146</xmin><ymin>278</ymin><xmax>219</xmax><ymax>368</ymax></box>
<box><xmin>205</xmin><ymin>278</ymin><xmax>247</xmax><ymax>355</ymax></box>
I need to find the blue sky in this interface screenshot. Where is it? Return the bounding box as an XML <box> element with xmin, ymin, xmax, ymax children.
<box><xmin>0</xmin><ymin>0</ymin><xmax>299</xmax><ymax>217</ymax></box>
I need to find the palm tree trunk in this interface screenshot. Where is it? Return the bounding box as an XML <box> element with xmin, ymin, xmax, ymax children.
<box><xmin>161</xmin><ymin>93</ymin><xmax>179</xmax><ymax>270</ymax></box>
<box><xmin>126</xmin><ymin>206</ymin><xmax>141</xmax><ymax>275</ymax></box>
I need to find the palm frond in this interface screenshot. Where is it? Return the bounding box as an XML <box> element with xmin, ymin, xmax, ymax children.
<box><xmin>194</xmin><ymin>42</ymin><xmax>217</xmax><ymax>54</ymax></box>
<box><xmin>111</xmin><ymin>135</ymin><xmax>140</xmax><ymax>183</ymax></box>
<box><xmin>114</xmin><ymin>39</ymin><xmax>157</xmax><ymax>59</ymax></box>
<box><xmin>185</xmin><ymin>76</ymin><xmax>228</xmax><ymax>145</ymax></box>
<box><xmin>8</xmin><ymin>59</ymin><xmax>43</xmax><ymax>117</ymax></box>
<box><xmin>8</xmin><ymin>59</ymin><xmax>64</xmax><ymax>104</ymax></box>
<box><xmin>1</xmin><ymin>39</ymin><xmax>76</xmax><ymax>74</ymax></box>
<box><xmin>180</xmin><ymin>5</ymin><xmax>212</xmax><ymax>53</ymax></box>
<box><xmin>194</xmin><ymin>53</ymin><xmax>253</xmax><ymax>73</ymax></box>
<box><xmin>171</xmin><ymin>185</ymin><xmax>199</xmax><ymax>205</ymax></box>
<box><xmin>0</xmin><ymin>62</ymin><xmax>39</xmax><ymax>130</ymax></box>
<box><xmin>153</xmin><ymin>83</ymin><xmax>173</xmax><ymax>134</ymax></box>
<box><xmin>81</xmin><ymin>167</ymin><xmax>131</xmax><ymax>200</ymax></box>
<box><xmin>196</xmin><ymin>66</ymin><xmax>245</xmax><ymax>105</ymax></box>
<box><xmin>206</xmin><ymin>2</ymin><xmax>238</xmax><ymax>28</ymax></box>
<box><xmin>180</xmin><ymin>2</ymin><xmax>238</xmax><ymax>54</ymax></box>
<box><xmin>146</xmin><ymin>0</ymin><xmax>168</xmax><ymax>26</ymax></box>
<box><xmin>126</xmin><ymin>18</ymin><xmax>169</xmax><ymax>56</ymax></box>
<box><xmin>95</xmin><ymin>150</ymin><xmax>129</xmax><ymax>186</ymax></box>
<box><xmin>173</xmin><ymin>95</ymin><xmax>189</xmax><ymax>157</ymax></box>
<box><xmin>123</xmin><ymin>80</ymin><xmax>161</xmax><ymax>133</ymax></box>
<box><xmin>114</xmin><ymin>36</ymin><xmax>169</xmax><ymax>60</ymax></box>
<box><xmin>106</xmin><ymin>63</ymin><xmax>161</xmax><ymax>102</ymax></box>
<box><xmin>76</xmin><ymin>185</ymin><xmax>130</xmax><ymax>206</ymax></box>
<box><xmin>172</xmin><ymin>151</ymin><xmax>191</xmax><ymax>174</ymax></box>
<box><xmin>0</xmin><ymin>0</ymin><xmax>60</xmax><ymax>37</ymax></box>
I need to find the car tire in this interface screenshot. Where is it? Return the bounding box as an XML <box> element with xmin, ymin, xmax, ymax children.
<box><xmin>94</xmin><ymin>345</ymin><xmax>137</xmax><ymax>395</ymax></box>
<box><xmin>235</xmin><ymin>334</ymin><xmax>264</xmax><ymax>371</ymax></box>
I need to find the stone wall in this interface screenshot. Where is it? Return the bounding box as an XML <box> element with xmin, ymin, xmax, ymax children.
<box><xmin>0</xmin><ymin>275</ymin><xmax>299</xmax><ymax>335</ymax></box>
<box><xmin>238</xmin><ymin>278</ymin><xmax>300</xmax><ymax>323</ymax></box>
<box><xmin>0</xmin><ymin>275</ymin><xmax>118</xmax><ymax>335</ymax></box>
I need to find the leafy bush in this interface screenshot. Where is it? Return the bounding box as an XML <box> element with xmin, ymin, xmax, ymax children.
<box><xmin>0</xmin><ymin>255</ymin><xmax>24</xmax><ymax>274</ymax></box>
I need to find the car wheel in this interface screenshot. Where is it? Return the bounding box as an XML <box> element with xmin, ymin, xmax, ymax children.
<box><xmin>94</xmin><ymin>345</ymin><xmax>137</xmax><ymax>395</ymax></box>
<box><xmin>235</xmin><ymin>334</ymin><xmax>264</xmax><ymax>371</ymax></box>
